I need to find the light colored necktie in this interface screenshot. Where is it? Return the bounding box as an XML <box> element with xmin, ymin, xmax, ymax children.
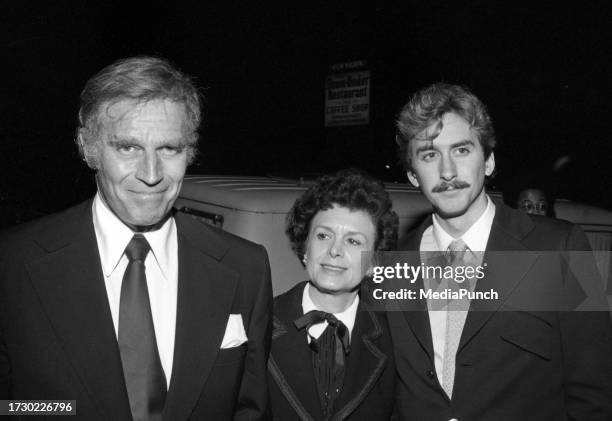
<box><xmin>441</xmin><ymin>239</ymin><xmax>470</xmax><ymax>399</ymax></box>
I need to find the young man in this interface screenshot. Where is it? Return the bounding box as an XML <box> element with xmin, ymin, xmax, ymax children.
<box><xmin>0</xmin><ymin>56</ymin><xmax>272</xmax><ymax>421</ymax></box>
<box><xmin>390</xmin><ymin>83</ymin><xmax>612</xmax><ymax>420</ymax></box>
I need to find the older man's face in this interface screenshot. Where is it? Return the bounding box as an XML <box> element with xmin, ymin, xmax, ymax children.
<box><xmin>95</xmin><ymin>99</ymin><xmax>189</xmax><ymax>230</ymax></box>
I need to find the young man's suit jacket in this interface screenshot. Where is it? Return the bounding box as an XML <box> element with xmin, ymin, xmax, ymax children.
<box><xmin>389</xmin><ymin>203</ymin><xmax>612</xmax><ymax>421</ymax></box>
<box><xmin>0</xmin><ymin>199</ymin><xmax>273</xmax><ymax>421</ymax></box>
<box><xmin>267</xmin><ymin>282</ymin><xmax>396</xmax><ymax>421</ymax></box>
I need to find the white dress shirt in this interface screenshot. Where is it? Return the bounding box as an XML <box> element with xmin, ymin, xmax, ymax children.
<box><xmin>301</xmin><ymin>282</ymin><xmax>359</xmax><ymax>343</ymax></box>
<box><xmin>92</xmin><ymin>193</ymin><xmax>178</xmax><ymax>387</ymax></box>
<box><xmin>420</xmin><ymin>195</ymin><xmax>496</xmax><ymax>386</ymax></box>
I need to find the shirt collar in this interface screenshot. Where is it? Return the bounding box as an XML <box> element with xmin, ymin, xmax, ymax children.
<box><xmin>301</xmin><ymin>282</ymin><xmax>359</xmax><ymax>338</ymax></box>
<box><xmin>432</xmin><ymin>195</ymin><xmax>496</xmax><ymax>252</ymax></box>
<box><xmin>92</xmin><ymin>192</ymin><xmax>175</xmax><ymax>279</ymax></box>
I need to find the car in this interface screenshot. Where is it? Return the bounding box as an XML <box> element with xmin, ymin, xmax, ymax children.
<box><xmin>176</xmin><ymin>175</ymin><xmax>612</xmax><ymax>297</ymax></box>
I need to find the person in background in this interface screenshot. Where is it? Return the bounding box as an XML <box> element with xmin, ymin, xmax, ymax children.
<box><xmin>267</xmin><ymin>169</ymin><xmax>398</xmax><ymax>420</ymax></box>
<box><xmin>517</xmin><ymin>187</ymin><xmax>553</xmax><ymax>217</ymax></box>
<box><xmin>389</xmin><ymin>82</ymin><xmax>612</xmax><ymax>420</ymax></box>
<box><xmin>0</xmin><ymin>56</ymin><xmax>272</xmax><ymax>421</ymax></box>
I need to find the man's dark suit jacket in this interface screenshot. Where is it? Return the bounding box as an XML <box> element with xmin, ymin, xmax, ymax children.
<box><xmin>0</xmin><ymin>199</ymin><xmax>273</xmax><ymax>420</ymax></box>
<box><xmin>267</xmin><ymin>281</ymin><xmax>396</xmax><ymax>421</ymax></box>
<box><xmin>389</xmin><ymin>203</ymin><xmax>612</xmax><ymax>421</ymax></box>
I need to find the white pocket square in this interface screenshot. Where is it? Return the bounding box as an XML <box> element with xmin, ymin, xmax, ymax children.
<box><xmin>220</xmin><ymin>314</ymin><xmax>248</xmax><ymax>348</ymax></box>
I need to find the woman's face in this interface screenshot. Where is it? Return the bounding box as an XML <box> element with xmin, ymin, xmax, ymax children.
<box><xmin>305</xmin><ymin>205</ymin><xmax>377</xmax><ymax>296</ymax></box>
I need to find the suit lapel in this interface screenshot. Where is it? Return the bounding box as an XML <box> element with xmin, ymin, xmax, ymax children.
<box><xmin>268</xmin><ymin>283</ymin><xmax>322</xmax><ymax>421</ymax></box>
<box><xmin>332</xmin><ymin>303</ymin><xmax>387</xmax><ymax>421</ymax></box>
<box><xmin>269</xmin><ymin>286</ymin><xmax>390</xmax><ymax>421</ymax></box>
<box><xmin>397</xmin><ymin>217</ymin><xmax>435</xmax><ymax>360</ymax></box>
<box><xmin>163</xmin><ymin>215</ymin><xmax>238</xmax><ymax>421</ymax></box>
<box><xmin>25</xmin><ymin>201</ymin><xmax>131</xmax><ymax>421</ymax></box>
<box><xmin>397</xmin><ymin>206</ymin><xmax>542</xmax><ymax>358</ymax></box>
<box><xmin>23</xmin><ymin>202</ymin><xmax>242</xmax><ymax>421</ymax></box>
<box><xmin>458</xmin><ymin>204</ymin><xmax>539</xmax><ymax>352</ymax></box>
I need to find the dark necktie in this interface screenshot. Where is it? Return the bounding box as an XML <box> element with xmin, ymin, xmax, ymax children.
<box><xmin>118</xmin><ymin>235</ymin><xmax>166</xmax><ymax>421</ymax></box>
<box><xmin>294</xmin><ymin>310</ymin><xmax>350</xmax><ymax>417</ymax></box>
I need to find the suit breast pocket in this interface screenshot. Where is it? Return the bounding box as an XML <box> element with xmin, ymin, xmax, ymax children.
<box><xmin>500</xmin><ymin>312</ymin><xmax>552</xmax><ymax>361</ymax></box>
<box><xmin>215</xmin><ymin>344</ymin><xmax>247</xmax><ymax>365</ymax></box>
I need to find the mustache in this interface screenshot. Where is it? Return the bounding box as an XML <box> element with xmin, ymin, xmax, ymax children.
<box><xmin>432</xmin><ymin>180</ymin><xmax>471</xmax><ymax>193</ymax></box>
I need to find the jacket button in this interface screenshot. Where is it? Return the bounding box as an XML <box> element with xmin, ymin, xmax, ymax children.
<box><xmin>426</xmin><ymin>369</ymin><xmax>435</xmax><ymax>378</ymax></box>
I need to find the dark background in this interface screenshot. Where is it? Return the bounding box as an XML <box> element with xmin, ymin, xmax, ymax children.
<box><xmin>2</xmin><ymin>1</ymin><xmax>611</xmax><ymax>227</ymax></box>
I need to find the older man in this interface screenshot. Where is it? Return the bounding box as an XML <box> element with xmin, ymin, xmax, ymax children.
<box><xmin>389</xmin><ymin>83</ymin><xmax>612</xmax><ymax>420</ymax></box>
<box><xmin>0</xmin><ymin>56</ymin><xmax>272</xmax><ymax>421</ymax></box>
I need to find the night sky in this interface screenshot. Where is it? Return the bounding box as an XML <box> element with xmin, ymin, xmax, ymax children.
<box><xmin>3</xmin><ymin>1</ymin><xmax>611</xmax><ymax>227</ymax></box>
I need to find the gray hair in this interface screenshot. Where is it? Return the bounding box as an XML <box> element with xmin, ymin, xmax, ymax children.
<box><xmin>76</xmin><ymin>56</ymin><xmax>201</xmax><ymax>168</ymax></box>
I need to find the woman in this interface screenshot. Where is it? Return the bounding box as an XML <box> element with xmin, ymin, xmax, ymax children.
<box><xmin>267</xmin><ymin>169</ymin><xmax>399</xmax><ymax>420</ymax></box>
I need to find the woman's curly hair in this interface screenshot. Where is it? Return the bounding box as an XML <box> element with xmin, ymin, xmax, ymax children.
<box><xmin>286</xmin><ymin>169</ymin><xmax>399</xmax><ymax>265</ymax></box>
